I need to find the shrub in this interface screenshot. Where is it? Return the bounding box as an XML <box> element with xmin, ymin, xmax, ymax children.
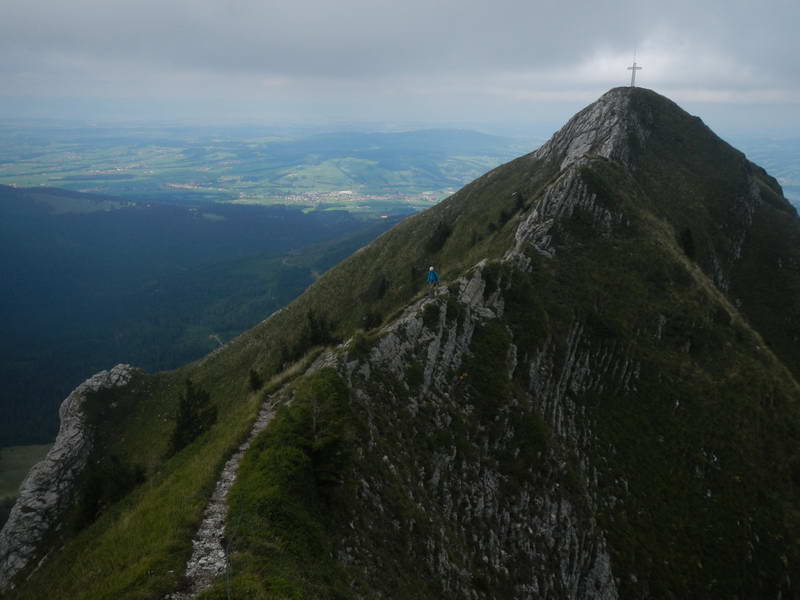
<box><xmin>282</xmin><ymin>310</ymin><xmax>339</xmax><ymax>365</ymax></box>
<box><xmin>348</xmin><ymin>331</ymin><xmax>372</xmax><ymax>360</ymax></box>
<box><xmin>482</xmin><ymin>261</ymin><xmax>502</xmax><ymax>300</ymax></box>
<box><xmin>679</xmin><ymin>227</ymin><xmax>696</xmax><ymax>259</ymax></box>
<box><xmin>364</xmin><ymin>275</ymin><xmax>389</xmax><ymax>301</ymax></box>
<box><xmin>422</xmin><ymin>303</ymin><xmax>440</xmax><ymax>330</ymax></box>
<box><xmin>406</xmin><ymin>361</ymin><xmax>425</xmax><ymax>390</ymax></box>
<box><xmin>73</xmin><ymin>455</ymin><xmax>145</xmax><ymax>530</ymax></box>
<box><xmin>425</xmin><ymin>221</ymin><xmax>452</xmax><ymax>253</ymax></box>
<box><xmin>504</xmin><ymin>270</ymin><xmax>547</xmax><ymax>354</ymax></box>
<box><xmin>445</xmin><ymin>294</ymin><xmax>464</xmax><ymax>325</ymax></box>
<box><xmin>224</xmin><ymin>369</ymin><xmax>353</xmax><ymax>597</ymax></box>
<box><xmin>513</xmin><ymin>191</ymin><xmax>527</xmax><ymax>212</ymax></box>
<box><xmin>463</xmin><ymin>320</ymin><xmax>512</xmax><ymax>420</ymax></box>
<box><xmin>362</xmin><ymin>310</ymin><xmax>383</xmax><ymax>330</ymax></box>
<box><xmin>248</xmin><ymin>369</ymin><xmax>264</xmax><ymax>392</ymax></box>
<box><xmin>497</xmin><ymin>208</ymin><xmax>511</xmax><ymax>227</ymax></box>
<box><xmin>167</xmin><ymin>379</ymin><xmax>217</xmax><ymax>457</ymax></box>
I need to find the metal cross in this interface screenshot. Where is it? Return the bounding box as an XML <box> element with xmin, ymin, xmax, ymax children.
<box><xmin>627</xmin><ymin>56</ymin><xmax>642</xmax><ymax>87</ymax></box>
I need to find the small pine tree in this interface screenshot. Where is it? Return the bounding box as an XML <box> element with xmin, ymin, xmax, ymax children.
<box><xmin>248</xmin><ymin>369</ymin><xmax>264</xmax><ymax>392</ymax></box>
<box><xmin>74</xmin><ymin>456</ymin><xmax>145</xmax><ymax>530</ymax></box>
<box><xmin>168</xmin><ymin>379</ymin><xmax>217</xmax><ymax>456</ymax></box>
<box><xmin>425</xmin><ymin>221</ymin><xmax>452</xmax><ymax>253</ymax></box>
<box><xmin>679</xmin><ymin>227</ymin><xmax>696</xmax><ymax>259</ymax></box>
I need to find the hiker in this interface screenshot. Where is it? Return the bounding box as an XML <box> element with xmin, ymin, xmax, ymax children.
<box><xmin>427</xmin><ymin>266</ymin><xmax>439</xmax><ymax>289</ymax></box>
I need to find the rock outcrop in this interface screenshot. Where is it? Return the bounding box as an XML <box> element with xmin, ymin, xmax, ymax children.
<box><xmin>322</xmin><ymin>262</ymin><xmax>620</xmax><ymax>599</ymax></box>
<box><xmin>0</xmin><ymin>364</ymin><xmax>136</xmax><ymax>591</ymax></box>
<box><xmin>533</xmin><ymin>88</ymin><xmax>643</xmax><ymax>171</ymax></box>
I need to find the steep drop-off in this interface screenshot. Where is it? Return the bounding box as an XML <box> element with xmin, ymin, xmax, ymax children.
<box><xmin>3</xmin><ymin>87</ymin><xmax>800</xmax><ymax>600</ymax></box>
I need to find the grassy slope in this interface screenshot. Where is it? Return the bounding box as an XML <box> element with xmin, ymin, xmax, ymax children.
<box><xmin>621</xmin><ymin>90</ymin><xmax>800</xmax><ymax>379</ymax></box>
<box><xmin>554</xmin><ymin>157</ymin><xmax>800</xmax><ymax>597</ymax></box>
<box><xmin>10</xmin><ymin>88</ymin><xmax>800</xmax><ymax>598</ymax></box>
<box><xmin>5</xmin><ymin>142</ymin><xmax>555</xmax><ymax>600</ymax></box>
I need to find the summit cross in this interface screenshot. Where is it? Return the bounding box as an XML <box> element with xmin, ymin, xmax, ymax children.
<box><xmin>627</xmin><ymin>56</ymin><xmax>642</xmax><ymax>87</ymax></box>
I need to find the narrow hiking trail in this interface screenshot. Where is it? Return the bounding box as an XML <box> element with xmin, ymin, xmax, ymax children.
<box><xmin>165</xmin><ymin>398</ymin><xmax>277</xmax><ymax>599</ymax></box>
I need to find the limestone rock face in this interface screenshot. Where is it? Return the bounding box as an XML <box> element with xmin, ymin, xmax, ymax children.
<box><xmin>533</xmin><ymin>87</ymin><xmax>645</xmax><ymax>171</ymax></box>
<box><xmin>329</xmin><ymin>264</ymin><xmax>619</xmax><ymax>599</ymax></box>
<box><xmin>0</xmin><ymin>363</ymin><xmax>136</xmax><ymax>591</ymax></box>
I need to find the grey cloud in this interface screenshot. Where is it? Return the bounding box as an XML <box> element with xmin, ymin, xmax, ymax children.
<box><xmin>4</xmin><ymin>0</ymin><xmax>790</xmax><ymax>75</ymax></box>
<box><xmin>1</xmin><ymin>0</ymin><xmax>798</xmax><ymax>126</ymax></box>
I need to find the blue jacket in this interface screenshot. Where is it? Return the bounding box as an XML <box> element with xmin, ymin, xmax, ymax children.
<box><xmin>427</xmin><ymin>270</ymin><xmax>439</xmax><ymax>283</ymax></box>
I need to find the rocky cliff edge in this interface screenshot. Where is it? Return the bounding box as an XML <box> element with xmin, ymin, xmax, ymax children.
<box><xmin>0</xmin><ymin>364</ymin><xmax>136</xmax><ymax>591</ymax></box>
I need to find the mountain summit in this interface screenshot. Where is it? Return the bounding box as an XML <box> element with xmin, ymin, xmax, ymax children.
<box><xmin>3</xmin><ymin>87</ymin><xmax>800</xmax><ymax>599</ymax></box>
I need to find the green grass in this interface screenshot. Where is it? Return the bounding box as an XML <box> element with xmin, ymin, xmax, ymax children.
<box><xmin>11</xmin><ymin>364</ymin><xmax>261</xmax><ymax>600</ymax></box>
<box><xmin>0</xmin><ymin>444</ymin><xmax>51</xmax><ymax>499</ymax></box>
<box><xmin>206</xmin><ymin>369</ymin><xmax>353</xmax><ymax>599</ymax></box>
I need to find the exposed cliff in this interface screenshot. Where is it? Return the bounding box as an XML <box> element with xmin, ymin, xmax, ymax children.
<box><xmin>329</xmin><ymin>264</ymin><xmax>620</xmax><ymax>598</ymax></box>
<box><xmin>0</xmin><ymin>364</ymin><xmax>136</xmax><ymax>591</ymax></box>
<box><xmin>6</xmin><ymin>87</ymin><xmax>800</xmax><ymax>600</ymax></box>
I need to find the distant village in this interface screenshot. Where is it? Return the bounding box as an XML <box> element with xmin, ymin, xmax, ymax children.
<box><xmin>236</xmin><ymin>188</ymin><xmax>449</xmax><ymax>211</ymax></box>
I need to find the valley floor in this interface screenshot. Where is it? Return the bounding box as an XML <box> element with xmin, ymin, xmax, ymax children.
<box><xmin>0</xmin><ymin>445</ymin><xmax>51</xmax><ymax>500</ymax></box>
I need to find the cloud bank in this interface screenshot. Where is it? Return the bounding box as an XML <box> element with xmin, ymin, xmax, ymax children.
<box><xmin>2</xmin><ymin>0</ymin><xmax>798</xmax><ymax>130</ymax></box>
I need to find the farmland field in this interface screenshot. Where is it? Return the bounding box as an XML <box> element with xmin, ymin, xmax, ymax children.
<box><xmin>0</xmin><ymin>123</ymin><xmax>534</xmax><ymax>214</ymax></box>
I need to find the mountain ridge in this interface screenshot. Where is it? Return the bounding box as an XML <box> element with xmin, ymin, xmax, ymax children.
<box><xmin>2</xmin><ymin>87</ymin><xmax>799</xmax><ymax>599</ymax></box>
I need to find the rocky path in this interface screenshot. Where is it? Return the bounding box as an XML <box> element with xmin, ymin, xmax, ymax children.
<box><xmin>166</xmin><ymin>398</ymin><xmax>277</xmax><ymax>599</ymax></box>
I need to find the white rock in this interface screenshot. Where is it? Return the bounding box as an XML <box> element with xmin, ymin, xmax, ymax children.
<box><xmin>0</xmin><ymin>364</ymin><xmax>136</xmax><ymax>591</ymax></box>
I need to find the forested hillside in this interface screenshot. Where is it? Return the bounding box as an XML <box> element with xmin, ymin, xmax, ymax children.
<box><xmin>0</xmin><ymin>185</ymin><xmax>398</xmax><ymax>445</ymax></box>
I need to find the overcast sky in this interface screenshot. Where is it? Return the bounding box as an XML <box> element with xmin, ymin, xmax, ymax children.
<box><xmin>1</xmin><ymin>0</ymin><xmax>798</xmax><ymax>134</ymax></box>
